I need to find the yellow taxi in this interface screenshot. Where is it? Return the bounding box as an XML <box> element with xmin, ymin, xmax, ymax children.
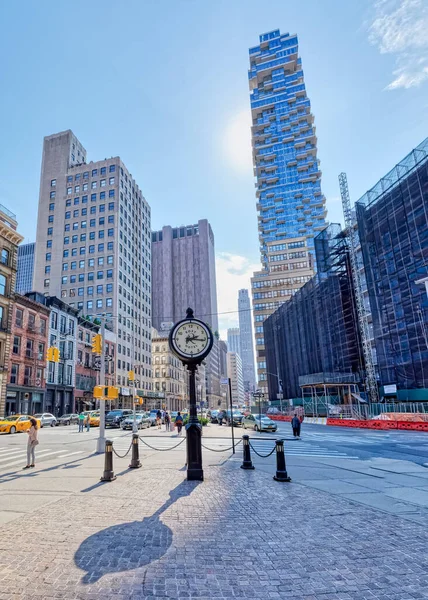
<box><xmin>0</xmin><ymin>414</ymin><xmax>42</xmax><ymax>434</ymax></box>
<box><xmin>88</xmin><ymin>411</ymin><xmax>100</xmax><ymax>427</ymax></box>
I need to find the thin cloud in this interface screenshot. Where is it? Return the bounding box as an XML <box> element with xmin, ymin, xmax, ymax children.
<box><xmin>368</xmin><ymin>0</ymin><xmax>428</xmax><ymax>90</ymax></box>
<box><xmin>215</xmin><ymin>252</ymin><xmax>260</xmax><ymax>340</ymax></box>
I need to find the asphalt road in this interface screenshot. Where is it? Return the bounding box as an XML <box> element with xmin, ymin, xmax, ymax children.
<box><xmin>273</xmin><ymin>421</ymin><xmax>428</xmax><ymax>465</ymax></box>
<box><xmin>1</xmin><ymin>420</ymin><xmax>428</xmax><ymax>474</ymax></box>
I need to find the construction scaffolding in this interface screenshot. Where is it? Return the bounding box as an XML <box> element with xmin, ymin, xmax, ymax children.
<box><xmin>264</xmin><ymin>224</ymin><xmax>364</xmax><ymax>407</ymax></box>
<box><xmin>299</xmin><ymin>372</ymin><xmax>361</xmax><ymax>417</ymax></box>
<box><xmin>356</xmin><ymin>137</ymin><xmax>428</xmax><ymax>398</ymax></box>
<box><xmin>340</xmin><ymin>173</ymin><xmax>379</xmax><ymax>403</ymax></box>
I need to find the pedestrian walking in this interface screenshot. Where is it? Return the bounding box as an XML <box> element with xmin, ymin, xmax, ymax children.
<box><xmin>78</xmin><ymin>412</ymin><xmax>85</xmax><ymax>433</ymax></box>
<box><xmin>175</xmin><ymin>411</ymin><xmax>183</xmax><ymax>436</ymax></box>
<box><xmin>156</xmin><ymin>409</ymin><xmax>162</xmax><ymax>430</ymax></box>
<box><xmin>164</xmin><ymin>411</ymin><xmax>170</xmax><ymax>432</ymax></box>
<box><xmin>85</xmin><ymin>414</ymin><xmax>91</xmax><ymax>432</ymax></box>
<box><xmin>23</xmin><ymin>418</ymin><xmax>39</xmax><ymax>469</ymax></box>
<box><xmin>291</xmin><ymin>414</ymin><xmax>301</xmax><ymax>438</ymax></box>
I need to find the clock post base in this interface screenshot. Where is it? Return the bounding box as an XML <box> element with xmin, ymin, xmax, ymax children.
<box><xmin>186</xmin><ymin>422</ymin><xmax>204</xmax><ymax>481</ymax></box>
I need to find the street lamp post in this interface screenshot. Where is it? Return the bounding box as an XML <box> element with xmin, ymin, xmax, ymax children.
<box><xmin>252</xmin><ymin>389</ymin><xmax>264</xmax><ymax>434</ymax></box>
<box><xmin>265</xmin><ymin>372</ymin><xmax>283</xmax><ymax>413</ymax></box>
<box><xmin>96</xmin><ymin>316</ymin><xmax>106</xmax><ymax>454</ymax></box>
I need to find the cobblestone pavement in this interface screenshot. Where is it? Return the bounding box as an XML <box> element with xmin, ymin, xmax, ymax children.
<box><xmin>0</xmin><ymin>460</ymin><xmax>427</xmax><ymax>599</ymax></box>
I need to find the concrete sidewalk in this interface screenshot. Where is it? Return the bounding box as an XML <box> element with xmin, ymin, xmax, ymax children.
<box><xmin>0</xmin><ymin>447</ymin><xmax>427</xmax><ymax>599</ymax></box>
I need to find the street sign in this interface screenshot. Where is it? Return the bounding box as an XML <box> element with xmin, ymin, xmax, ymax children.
<box><xmin>277</xmin><ymin>393</ymin><xmax>283</xmax><ymax>400</ymax></box>
<box><xmin>220</xmin><ymin>378</ymin><xmax>229</xmax><ymax>385</ymax></box>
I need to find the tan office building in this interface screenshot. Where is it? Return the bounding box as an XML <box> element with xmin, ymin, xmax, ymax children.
<box><xmin>33</xmin><ymin>131</ymin><xmax>152</xmax><ymax>397</ymax></box>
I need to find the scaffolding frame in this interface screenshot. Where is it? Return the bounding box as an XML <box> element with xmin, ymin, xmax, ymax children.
<box><xmin>299</xmin><ymin>373</ymin><xmax>360</xmax><ymax>417</ymax></box>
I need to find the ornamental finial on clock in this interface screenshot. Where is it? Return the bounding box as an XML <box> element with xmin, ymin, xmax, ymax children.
<box><xmin>186</xmin><ymin>307</ymin><xmax>194</xmax><ymax>319</ymax></box>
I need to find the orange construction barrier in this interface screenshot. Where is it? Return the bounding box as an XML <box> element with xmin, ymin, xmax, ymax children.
<box><xmin>327</xmin><ymin>418</ymin><xmax>428</xmax><ymax>432</ymax></box>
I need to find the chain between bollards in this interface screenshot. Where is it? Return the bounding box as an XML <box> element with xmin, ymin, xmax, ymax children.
<box><xmin>100</xmin><ymin>439</ymin><xmax>116</xmax><ymax>482</ymax></box>
<box><xmin>273</xmin><ymin>439</ymin><xmax>291</xmax><ymax>482</ymax></box>
<box><xmin>129</xmin><ymin>433</ymin><xmax>142</xmax><ymax>469</ymax></box>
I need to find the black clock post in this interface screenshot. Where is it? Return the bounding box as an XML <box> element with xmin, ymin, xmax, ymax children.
<box><xmin>186</xmin><ymin>361</ymin><xmax>203</xmax><ymax>480</ymax></box>
<box><xmin>169</xmin><ymin>307</ymin><xmax>214</xmax><ymax>481</ymax></box>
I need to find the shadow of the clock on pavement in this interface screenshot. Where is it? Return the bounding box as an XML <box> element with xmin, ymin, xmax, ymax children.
<box><xmin>74</xmin><ymin>479</ymin><xmax>199</xmax><ymax>583</ymax></box>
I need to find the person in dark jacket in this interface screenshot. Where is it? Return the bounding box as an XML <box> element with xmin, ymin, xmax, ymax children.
<box><xmin>291</xmin><ymin>414</ymin><xmax>301</xmax><ymax>438</ymax></box>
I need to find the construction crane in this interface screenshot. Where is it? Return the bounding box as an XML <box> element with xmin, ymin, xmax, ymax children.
<box><xmin>339</xmin><ymin>172</ymin><xmax>379</xmax><ymax>404</ymax></box>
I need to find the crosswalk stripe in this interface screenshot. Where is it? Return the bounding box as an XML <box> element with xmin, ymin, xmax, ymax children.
<box><xmin>0</xmin><ymin>450</ymin><xmax>35</xmax><ymax>462</ymax></box>
<box><xmin>56</xmin><ymin>451</ymin><xmax>84</xmax><ymax>459</ymax></box>
<box><xmin>0</xmin><ymin>450</ymin><xmax>64</xmax><ymax>470</ymax></box>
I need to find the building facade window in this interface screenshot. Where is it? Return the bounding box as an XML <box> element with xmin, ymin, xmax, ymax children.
<box><xmin>10</xmin><ymin>364</ymin><xmax>19</xmax><ymax>384</ymax></box>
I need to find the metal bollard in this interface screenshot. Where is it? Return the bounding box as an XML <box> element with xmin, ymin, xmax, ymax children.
<box><xmin>129</xmin><ymin>433</ymin><xmax>142</xmax><ymax>469</ymax></box>
<box><xmin>240</xmin><ymin>435</ymin><xmax>255</xmax><ymax>470</ymax></box>
<box><xmin>100</xmin><ymin>439</ymin><xmax>116</xmax><ymax>482</ymax></box>
<box><xmin>273</xmin><ymin>439</ymin><xmax>291</xmax><ymax>482</ymax></box>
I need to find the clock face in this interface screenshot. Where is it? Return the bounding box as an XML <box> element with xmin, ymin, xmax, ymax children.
<box><xmin>171</xmin><ymin>320</ymin><xmax>212</xmax><ymax>360</ymax></box>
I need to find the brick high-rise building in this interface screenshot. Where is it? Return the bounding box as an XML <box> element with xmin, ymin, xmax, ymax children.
<box><xmin>151</xmin><ymin>220</ymin><xmax>221</xmax><ymax>407</ymax></box>
<box><xmin>33</xmin><ymin>130</ymin><xmax>152</xmax><ymax>399</ymax></box>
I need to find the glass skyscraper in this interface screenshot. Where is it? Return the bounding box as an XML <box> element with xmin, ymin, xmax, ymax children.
<box><xmin>249</xmin><ymin>29</ymin><xmax>326</xmax><ymax>261</ymax></box>
<box><xmin>16</xmin><ymin>242</ymin><xmax>35</xmax><ymax>294</ymax></box>
<box><xmin>249</xmin><ymin>30</ymin><xmax>326</xmax><ymax>391</ymax></box>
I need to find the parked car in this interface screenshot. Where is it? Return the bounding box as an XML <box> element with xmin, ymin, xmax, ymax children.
<box><xmin>57</xmin><ymin>413</ymin><xmax>79</xmax><ymax>426</ymax></box>
<box><xmin>222</xmin><ymin>410</ymin><xmax>244</xmax><ymax>427</ymax></box>
<box><xmin>105</xmin><ymin>409</ymin><xmax>134</xmax><ymax>428</ymax></box>
<box><xmin>88</xmin><ymin>412</ymin><xmax>100</xmax><ymax>427</ymax></box>
<box><xmin>121</xmin><ymin>413</ymin><xmax>151</xmax><ymax>430</ymax></box>
<box><xmin>242</xmin><ymin>414</ymin><xmax>277</xmax><ymax>433</ymax></box>
<box><xmin>209</xmin><ymin>410</ymin><xmax>219</xmax><ymax>423</ymax></box>
<box><xmin>0</xmin><ymin>414</ymin><xmax>42</xmax><ymax>434</ymax></box>
<box><xmin>33</xmin><ymin>413</ymin><xmax>57</xmax><ymax>427</ymax></box>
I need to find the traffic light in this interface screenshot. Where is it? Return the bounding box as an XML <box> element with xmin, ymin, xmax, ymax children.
<box><xmin>92</xmin><ymin>334</ymin><xmax>102</xmax><ymax>354</ymax></box>
<box><xmin>128</xmin><ymin>370</ymin><xmax>135</xmax><ymax>382</ymax></box>
<box><xmin>46</xmin><ymin>347</ymin><xmax>60</xmax><ymax>362</ymax></box>
<box><xmin>94</xmin><ymin>385</ymin><xmax>119</xmax><ymax>399</ymax></box>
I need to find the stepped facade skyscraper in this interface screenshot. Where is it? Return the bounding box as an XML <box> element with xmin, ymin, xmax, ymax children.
<box><xmin>249</xmin><ymin>30</ymin><xmax>327</xmax><ymax>391</ymax></box>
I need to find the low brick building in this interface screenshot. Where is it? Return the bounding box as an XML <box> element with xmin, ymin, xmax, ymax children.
<box><xmin>0</xmin><ymin>205</ymin><xmax>24</xmax><ymax>416</ymax></box>
<box><xmin>75</xmin><ymin>319</ymin><xmax>116</xmax><ymax>412</ymax></box>
<box><xmin>6</xmin><ymin>294</ymin><xmax>50</xmax><ymax>415</ymax></box>
<box><xmin>75</xmin><ymin>318</ymin><xmax>99</xmax><ymax>413</ymax></box>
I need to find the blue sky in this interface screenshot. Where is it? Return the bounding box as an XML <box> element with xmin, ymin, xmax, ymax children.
<box><xmin>0</xmin><ymin>0</ymin><xmax>427</xmax><ymax>336</ymax></box>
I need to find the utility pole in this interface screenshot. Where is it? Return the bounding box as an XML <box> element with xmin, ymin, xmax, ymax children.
<box><xmin>96</xmin><ymin>316</ymin><xmax>106</xmax><ymax>454</ymax></box>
